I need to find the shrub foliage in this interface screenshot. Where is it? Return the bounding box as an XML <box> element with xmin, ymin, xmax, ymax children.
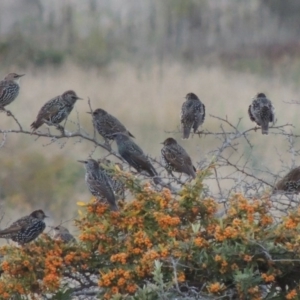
<box><xmin>0</xmin><ymin>164</ymin><xmax>300</xmax><ymax>299</ymax></box>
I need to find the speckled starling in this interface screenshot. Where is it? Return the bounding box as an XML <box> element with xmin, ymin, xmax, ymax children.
<box><xmin>248</xmin><ymin>93</ymin><xmax>275</xmax><ymax>135</ymax></box>
<box><xmin>0</xmin><ymin>73</ymin><xmax>25</xmax><ymax>109</ymax></box>
<box><xmin>112</xmin><ymin>133</ymin><xmax>157</xmax><ymax>177</ymax></box>
<box><xmin>181</xmin><ymin>93</ymin><xmax>205</xmax><ymax>139</ymax></box>
<box><xmin>0</xmin><ymin>209</ymin><xmax>47</xmax><ymax>245</ymax></box>
<box><xmin>51</xmin><ymin>225</ymin><xmax>75</xmax><ymax>243</ymax></box>
<box><xmin>98</xmin><ymin>158</ymin><xmax>125</xmax><ymax>200</ymax></box>
<box><xmin>78</xmin><ymin>159</ymin><xmax>118</xmax><ymax>211</ymax></box>
<box><xmin>31</xmin><ymin>90</ymin><xmax>82</xmax><ymax>131</ymax></box>
<box><xmin>88</xmin><ymin>108</ymin><xmax>134</xmax><ymax>142</ymax></box>
<box><xmin>161</xmin><ymin>137</ymin><xmax>196</xmax><ymax>178</ymax></box>
<box><xmin>274</xmin><ymin>167</ymin><xmax>300</xmax><ymax>194</ymax></box>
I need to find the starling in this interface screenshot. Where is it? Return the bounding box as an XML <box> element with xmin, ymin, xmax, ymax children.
<box><xmin>98</xmin><ymin>158</ymin><xmax>125</xmax><ymax>200</ymax></box>
<box><xmin>181</xmin><ymin>93</ymin><xmax>205</xmax><ymax>139</ymax></box>
<box><xmin>248</xmin><ymin>93</ymin><xmax>275</xmax><ymax>135</ymax></box>
<box><xmin>112</xmin><ymin>133</ymin><xmax>157</xmax><ymax>177</ymax></box>
<box><xmin>51</xmin><ymin>225</ymin><xmax>75</xmax><ymax>243</ymax></box>
<box><xmin>274</xmin><ymin>167</ymin><xmax>300</xmax><ymax>194</ymax></box>
<box><xmin>30</xmin><ymin>90</ymin><xmax>82</xmax><ymax>131</ymax></box>
<box><xmin>0</xmin><ymin>209</ymin><xmax>47</xmax><ymax>245</ymax></box>
<box><xmin>0</xmin><ymin>73</ymin><xmax>25</xmax><ymax>109</ymax></box>
<box><xmin>78</xmin><ymin>158</ymin><xmax>118</xmax><ymax>211</ymax></box>
<box><xmin>88</xmin><ymin>108</ymin><xmax>134</xmax><ymax>141</ymax></box>
<box><xmin>161</xmin><ymin>137</ymin><xmax>196</xmax><ymax>178</ymax></box>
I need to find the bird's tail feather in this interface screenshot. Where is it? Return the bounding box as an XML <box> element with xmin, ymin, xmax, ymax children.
<box><xmin>189</xmin><ymin>166</ymin><xmax>197</xmax><ymax>179</ymax></box>
<box><xmin>183</xmin><ymin>127</ymin><xmax>190</xmax><ymax>139</ymax></box>
<box><xmin>261</xmin><ymin>122</ymin><xmax>269</xmax><ymax>135</ymax></box>
<box><xmin>110</xmin><ymin>203</ymin><xmax>119</xmax><ymax>211</ymax></box>
<box><xmin>30</xmin><ymin>120</ymin><xmax>41</xmax><ymax>131</ymax></box>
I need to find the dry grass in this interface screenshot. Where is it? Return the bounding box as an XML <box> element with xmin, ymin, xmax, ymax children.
<box><xmin>0</xmin><ymin>62</ymin><xmax>299</xmax><ymax>239</ymax></box>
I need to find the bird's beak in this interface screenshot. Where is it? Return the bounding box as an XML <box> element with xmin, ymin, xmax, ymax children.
<box><xmin>160</xmin><ymin>142</ymin><xmax>164</xmax><ymax>145</ymax></box>
<box><xmin>86</xmin><ymin>112</ymin><xmax>92</xmax><ymax>114</ymax></box>
<box><xmin>18</xmin><ymin>74</ymin><xmax>25</xmax><ymax>78</ymax></box>
<box><xmin>76</xmin><ymin>97</ymin><xmax>83</xmax><ymax>100</ymax></box>
<box><xmin>77</xmin><ymin>160</ymin><xmax>86</xmax><ymax>163</ymax></box>
<box><xmin>45</xmin><ymin>215</ymin><xmax>49</xmax><ymax>218</ymax></box>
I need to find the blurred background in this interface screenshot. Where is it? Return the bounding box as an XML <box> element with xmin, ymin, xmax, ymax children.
<box><xmin>0</xmin><ymin>0</ymin><xmax>300</xmax><ymax>233</ymax></box>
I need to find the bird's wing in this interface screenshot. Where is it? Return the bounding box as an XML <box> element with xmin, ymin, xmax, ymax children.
<box><xmin>267</xmin><ymin>100</ymin><xmax>275</xmax><ymax>123</ymax></box>
<box><xmin>123</xmin><ymin>145</ymin><xmax>157</xmax><ymax>176</ymax></box>
<box><xmin>0</xmin><ymin>80</ymin><xmax>14</xmax><ymax>101</ymax></box>
<box><xmin>163</xmin><ymin>145</ymin><xmax>195</xmax><ymax>177</ymax></box>
<box><xmin>287</xmin><ymin>167</ymin><xmax>300</xmax><ymax>182</ymax></box>
<box><xmin>249</xmin><ymin>99</ymin><xmax>262</xmax><ymax>123</ymax></box>
<box><xmin>87</xmin><ymin>176</ymin><xmax>116</xmax><ymax>204</ymax></box>
<box><xmin>126</xmin><ymin>140</ymin><xmax>144</xmax><ymax>155</ymax></box>
<box><xmin>180</xmin><ymin>101</ymin><xmax>193</xmax><ymax>121</ymax></box>
<box><xmin>163</xmin><ymin>145</ymin><xmax>185</xmax><ymax>168</ymax></box>
<box><xmin>193</xmin><ymin>102</ymin><xmax>205</xmax><ymax>132</ymax></box>
<box><xmin>0</xmin><ymin>216</ymin><xmax>30</xmax><ymax>235</ymax></box>
<box><xmin>248</xmin><ymin>104</ymin><xmax>256</xmax><ymax>122</ymax></box>
<box><xmin>0</xmin><ymin>80</ymin><xmax>7</xmax><ymax>99</ymax></box>
<box><xmin>181</xmin><ymin>101</ymin><xmax>195</xmax><ymax>138</ymax></box>
<box><xmin>36</xmin><ymin>98</ymin><xmax>61</xmax><ymax>121</ymax></box>
<box><xmin>106</xmin><ymin>116</ymin><xmax>127</xmax><ymax>134</ymax></box>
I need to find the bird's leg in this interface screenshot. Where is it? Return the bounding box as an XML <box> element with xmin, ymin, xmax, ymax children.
<box><xmin>195</xmin><ymin>130</ymin><xmax>204</xmax><ymax>137</ymax></box>
<box><xmin>0</xmin><ymin>107</ymin><xmax>12</xmax><ymax>116</ymax></box>
<box><xmin>104</xmin><ymin>138</ymin><xmax>112</xmax><ymax>151</ymax></box>
<box><xmin>168</xmin><ymin>170</ymin><xmax>175</xmax><ymax>178</ymax></box>
<box><xmin>56</xmin><ymin>124</ymin><xmax>65</xmax><ymax>136</ymax></box>
<box><xmin>42</xmin><ymin>119</ymin><xmax>65</xmax><ymax>136</ymax></box>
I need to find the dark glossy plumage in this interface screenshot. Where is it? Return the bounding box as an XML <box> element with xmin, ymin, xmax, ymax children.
<box><xmin>181</xmin><ymin>93</ymin><xmax>205</xmax><ymax>139</ymax></box>
<box><xmin>79</xmin><ymin>159</ymin><xmax>118</xmax><ymax>211</ymax></box>
<box><xmin>112</xmin><ymin>133</ymin><xmax>157</xmax><ymax>177</ymax></box>
<box><xmin>0</xmin><ymin>210</ymin><xmax>47</xmax><ymax>245</ymax></box>
<box><xmin>0</xmin><ymin>73</ymin><xmax>24</xmax><ymax>108</ymax></box>
<box><xmin>88</xmin><ymin>108</ymin><xmax>134</xmax><ymax>141</ymax></box>
<box><xmin>98</xmin><ymin>159</ymin><xmax>125</xmax><ymax>200</ymax></box>
<box><xmin>161</xmin><ymin>137</ymin><xmax>196</xmax><ymax>178</ymax></box>
<box><xmin>31</xmin><ymin>90</ymin><xmax>82</xmax><ymax>131</ymax></box>
<box><xmin>248</xmin><ymin>93</ymin><xmax>275</xmax><ymax>135</ymax></box>
<box><xmin>51</xmin><ymin>225</ymin><xmax>75</xmax><ymax>243</ymax></box>
<box><xmin>275</xmin><ymin>167</ymin><xmax>300</xmax><ymax>194</ymax></box>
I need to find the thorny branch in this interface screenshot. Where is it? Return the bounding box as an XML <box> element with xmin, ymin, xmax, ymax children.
<box><xmin>1</xmin><ymin>105</ymin><xmax>299</xmax><ymax>215</ymax></box>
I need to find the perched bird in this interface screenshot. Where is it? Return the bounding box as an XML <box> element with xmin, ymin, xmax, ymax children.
<box><xmin>30</xmin><ymin>90</ymin><xmax>82</xmax><ymax>131</ymax></box>
<box><xmin>51</xmin><ymin>225</ymin><xmax>75</xmax><ymax>243</ymax></box>
<box><xmin>0</xmin><ymin>210</ymin><xmax>47</xmax><ymax>245</ymax></box>
<box><xmin>161</xmin><ymin>137</ymin><xmax>196</xmax><ymax>178</ymax></box>
<box><xmin>274</xmin><ymin>167</ymin><xmax>300</xmax><ymax>194</ymax></box>
<box><xmin>112</xmin><ymin>133</ymin><xmax>158</xmax><ymax>178</ymax></box>
<box><xmin>181</xmin><ymin>93</ymin><xmax>205</xmax><ymax>139</ymax></box>
<box><xmin>248</xmin><ymin>93</ymin><xmax>275</xmax><ymax>135</ymax></box>
<box><xmin>0</xmin><ymin>73</ymin><xmax>25</xmax><ymax>109</ymax></box>
<box><xmin>98</xmin><ymin>158</ymin><xmax>125</xmax><ymax>200</ymax></box>
<box><xmin>78</xmin><ymin>159</ymin><xmax>118</xmax><ymax>211</ymax></box>
<box><xmin>88</xmin><ymin>108</ymin><xmax>134</xmax><ymax>143</ymax></box>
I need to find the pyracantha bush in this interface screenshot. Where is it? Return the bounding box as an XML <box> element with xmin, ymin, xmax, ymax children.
<box><xmin>1</xmin><ymin>165</ymin><xmax>300</xmax><ymax>299</ymax></box>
